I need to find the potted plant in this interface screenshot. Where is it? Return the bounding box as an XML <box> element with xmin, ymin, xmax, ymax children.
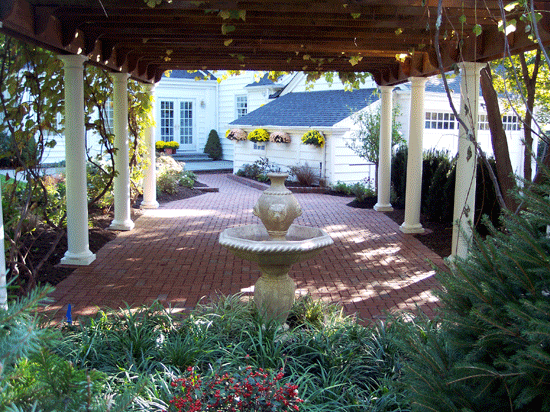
<box><xmin>156</xmin><ymin>140</ymin><xmax>179</xmax><ymax>154</ymax></box>
<box><xmin>301</xmin><ymin>129</ymin><xmax>325</xmax><ymax>148</ymax></box>
<box><xmin>226</xmin><ymin>128</ymin><xmax>248</xmax><ymax>141</ymax></box>
<box><xmin>269</xmin><ymin>130</ymin><xmax>291</xmax><ymax>143</ymax></box>
<box><xmin>247</xmin><ymin>128</ymin><xmax>270</xmax><ymax>143</ymax></box>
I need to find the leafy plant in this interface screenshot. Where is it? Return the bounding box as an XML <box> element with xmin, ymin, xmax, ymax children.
<box><xmin>204</xmin><ymin>129</ymin><xmax>223</xmax><ymax>160</ymax></box>
<box><xmin>269</xmin><ymin>131</ymin><xmax>291</xmax><ymax>144</ymax></box>
<box><xmin>301</xmin><ymin>130</ymin><xmax>325</xmax><ymax>148</ymax></box>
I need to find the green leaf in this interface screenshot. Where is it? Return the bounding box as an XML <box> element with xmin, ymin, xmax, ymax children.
<box><xmin>238</xmin><ymin>10</ymin><xmax>246</xmax><ymax>21</ymax></box>
<box><xmin>395</xmin><ymin>28</ymin><xmax>403</xmax><ymax>36</ymax></box>
<box><xmin>224</xmin><ymin>39</ymin><xmax>233</xmax><ymax>46</ymax></box>
<box><xmin>459</xmin><ymin>14</ymin><xmax>467</xmax><ymax>24</ymax></box>
<box><xmin>219</xmin><ymin>10</ymin><xmax>231</xmax><ymax>19</ymax></box>
<box><xmin>221</xmin><ymin>24</ymin><xmax>236</xmax><ymax>35</ymax></box>
<box><xmin>473</xmin><ymin>24</ymin><xmax>482</xmax><ymax>37</ymax></box>
<box><xmin>504</xmin><ymin>1</ymin><xmax>521</xmax><ymax>12</ymax></box>
<box><xmin>349</xmin><ymin>55</ymin><xmax>363</xmax><ymax>66</ymax></box>
<box><xmin>351</xmin><ymin>13</ymin><xmax>361</xmax><ymax>19</ymax></box>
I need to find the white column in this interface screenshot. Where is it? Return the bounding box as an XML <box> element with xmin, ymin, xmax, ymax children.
<box><xmin>1</xmin><ymin>180</ymin><xmax>7</xmax><ymax>309</ymax></box>
<box><xmin>374</xmin><ymin>85</ymin><xmax>394</xmax><ymax>211</ymax></box>
<box><xmin>109</xmin><ymin>72</ymin><xmax>134</xmax><ymax>231</ymax></box>
<box><xmin>400</xmin><ymin>77</ymin><xmax>427</xmax><ymax>234</ymax></box>
<box><xmin>141</xmin><ymin>83</ymin><xmax>159</xmax><ymax>209</ymax></box>
<box><xmin>452</xmin><ymin>62</ymin><xmax>484</xmax><ymax>258</ymax></box>
<box><xmin>59</xmin><ymin>55</ymin><xmax>96</xmax><ymax>266</ymax></box>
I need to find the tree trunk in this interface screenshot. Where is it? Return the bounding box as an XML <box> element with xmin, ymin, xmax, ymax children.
<box><xmin>519</xmin><ymin>50</ymin><xmax>541</xmax><ymax>182</ymax></box>
<box><xmin>480</xmin><ymin>65</ymin><xmax>519</xmax><ymax>212</ymax></box>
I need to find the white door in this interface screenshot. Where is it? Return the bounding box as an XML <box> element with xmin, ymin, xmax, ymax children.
<box><xmin>159</xmin><ymin>99</ymin><xmax>195</xmax><ymax>151</ymax></box>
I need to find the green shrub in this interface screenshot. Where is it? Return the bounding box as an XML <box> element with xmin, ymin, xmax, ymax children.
<box><xmin>425</xmin><ymin>155</ymin><xmax>455</xmax><ymax>222</ymax></box>
<box><xmin>350</xmin><ymin>180</ymin><xmax>376</xmax><ymax>202</ymax></box>
<box><xmin>331</xmin><ymin>181</ymin><xmax>352</xmax><ymax>195</ymax></box>
<box><xmin>0</xmin><ymin>131</ymin><xmax>39</xmax><ymax>168</ymax></box>
<box><xmin>204</xmin><ymin>129</ymin><xmax>223</xmax><ymax>160</ymax></box>
<box><xmin>396</xmin><ymin>175</ymin><xmax>550</xmax><ymax>411</ymax></box>
<box><xmin>179</xmin><ymin>170</ymin><xmax>196</xmax><ymax>188</ymax></box>
<box><xmin>390</xmin><ymin>145</ymin><xmax>407</xmax><ymax>208</ymax></box>
<box><xmin>421</xmin><ymin>150</ymin><xmax>451</xmax><ymax>213</ymax></box>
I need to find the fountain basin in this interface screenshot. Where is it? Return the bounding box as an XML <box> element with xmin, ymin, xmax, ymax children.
<box><xmin>219</xmin><ymin>224</ymin><xmax>333</xmax><ymax>266</ymax></box>
<box><xmin>220</xmin><ymin>223</ymin><xmax>333</xmax><ymax>323</ymax></box>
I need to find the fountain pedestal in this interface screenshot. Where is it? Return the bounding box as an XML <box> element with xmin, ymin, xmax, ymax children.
<box><xmin>219</xmin><ymin>174</ymin><xmax>333</xmax><ymax>323</ymax></box>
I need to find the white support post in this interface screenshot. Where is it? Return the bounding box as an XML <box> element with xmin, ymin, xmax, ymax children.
<box><xmin>400</xmin><ymin>77</ymin><xmax>427</xmax><ymax>234</ymax></box>
<box><xmin>59</xmin><ymin>55</ymin><xmax>96</xmax><ymax>266</ymax></box>
<box><xmin>374</xmin><ymin>85</ymin><xmax>394</xmax><ymax>212</ymax></box>
<box><xmin>1</xmin><ymin>180</ymin><xmax>7</xmax><ymax>309</ymax></box>
<box><xmin>109</xmin><ymin>73</ymin><xmax>135</xmax><ymax>231</ymax></box>
<box><xmin>452</xmin><ymin>62</ymin><xmax>484</xmax><ymax>258</ymax></box>
<box><xmin>141</xmin><ymin>83</ymin><xmax>159</xmax><ymax>209</ymax></box>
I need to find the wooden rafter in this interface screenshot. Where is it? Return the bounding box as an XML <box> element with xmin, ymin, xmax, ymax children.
<box><xmin>1</xmin><ymin>0</ymin><xmax>549</xmax><ymax>85</ymax></box>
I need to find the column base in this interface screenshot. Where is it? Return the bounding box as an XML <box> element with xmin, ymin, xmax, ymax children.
<box><xmin>109</xmin><ymin>219</ymin><xmax>135</xmax><ymax>231</ymax></box>
<box><xmin>399</xmin><ymin>222</ymin><xmax>425</xmax><ymax>234</ymax></box>
<box><xmin>60</xmin><ymin>250</ymin><xmax>96</xmax><ymax>266</ymax></box>
<box><xmin>140</xmin><ymin>200</ymin><xmax>159</xmax><ymax>209</ymax></box>
<box><xmin>374</xmin><ymin>203</ymin><xmax>393</xmax><ymax>212</ymax></box>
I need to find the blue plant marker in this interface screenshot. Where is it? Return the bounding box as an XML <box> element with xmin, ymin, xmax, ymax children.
<box><xmin>66</xmin><ymin>303</ymin><xmax>72</xmax><ymax>325</ymax></box>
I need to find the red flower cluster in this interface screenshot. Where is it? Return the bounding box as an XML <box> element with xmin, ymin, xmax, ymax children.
<box><xmin>166</xmin><ymin>365</ymin><xmax>303</xmax><ymax>412</ymax></box>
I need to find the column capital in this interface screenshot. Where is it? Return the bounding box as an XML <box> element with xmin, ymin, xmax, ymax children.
<box><xmin>458</xmin><ymin>61</ymin><xmax>485</xmax><ymax>74</ymax></box>
<box><xmin>58</xmin><ymin>54</ymin><xmax>88</xmax><ymax>68</ymax></box>
<box><xmin>409</xmin><ymin>76</ymin><xmax>428</xmax><ymax>87</ymax></box>
<box><xmin>379</xmin><ymin>85</ymin><xmax>394</xmax><ymax>93</ymax></box>
<box><xmin>111</xmin><ymin>72</ymin><xmax>130</xmax><ymax>82</ymax></box>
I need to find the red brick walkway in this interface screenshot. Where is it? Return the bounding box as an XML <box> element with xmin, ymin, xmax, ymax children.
<box><xmin>43</xmin><ymin>173</ymin><xmax>447</xmax><ymax>322</ymax></box>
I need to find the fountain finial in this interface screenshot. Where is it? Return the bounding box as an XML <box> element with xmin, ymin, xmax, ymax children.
<box><xmin>252</xmin><ymin>173</ymin><xmax>302</xmax><ymax>240</ymax></box>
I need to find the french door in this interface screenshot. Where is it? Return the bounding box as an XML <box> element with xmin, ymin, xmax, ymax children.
<box><xmin>159</xmin><ymin>100</ymin><xmax>195</xmax><ymax>151</ymax></box>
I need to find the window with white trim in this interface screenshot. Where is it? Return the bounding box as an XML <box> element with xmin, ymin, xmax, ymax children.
<box><xmin>479</xmin><ymin>114</ymin><xmax>490</xmax><ymax>130</ymax></box>
<box><xmin>160</xmin><ymin>101</ymin><xmax>175</xmax><ymax>141</ymax></box>
<box><xmin>425</xmin><ymin>112</ymin><xmax>456</xmax><ymax>129</ymax></box>
<box><xmin>236</xmin><ymin>95</ymin><xmax>247</xmax><ymax>118</ymax></box>
<box><xmin>105</xmin><ymin>98</ymin><xmax>114</xmax><ymax>133</ymax></box>
<box><xmin>502</xmin><ymin>115</ymin><xmax>521</xmax><ymax>131</ymax></box>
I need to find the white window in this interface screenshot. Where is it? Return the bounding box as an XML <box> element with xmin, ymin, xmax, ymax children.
<box><xmin>236</xmin><ymin>95</ymin><xmax>247</xmax><ymax>118</ymax></box>
<box><xmin>425</xmin><ymin>112</ymin><xmax>456</xmax><ymax>130</ymax></box>
<box><xmin>502</xmin><ymin>115</ymin><xmax>521</xmax><ymax>131</ymax></box>
<box><xmin>105</xmin><ymin>98</ymin><xmax>114</xmax><ymax>133</ymax></box>
<box><xmin>253</xmin><ymin>142</ymin><xmax>265</xmax><ymax>151</ymax></box>
<box><xmin>479</xmin><ymin>114</ymin><xmax>490</xmax><ymax>131</ymax></box>
<box><xmin>160</xmin><ymin>101</ymin><xmax>175</xmax><ymax>141</ymax></box>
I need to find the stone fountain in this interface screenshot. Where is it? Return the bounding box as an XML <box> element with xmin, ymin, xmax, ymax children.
<box><xmin>219</xmin><ymin>173</ymin><xmax>333</xmax><ymax>323</ymax></box>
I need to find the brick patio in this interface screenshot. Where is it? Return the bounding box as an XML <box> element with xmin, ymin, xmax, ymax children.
<box><xmin>43</xmin><ymin>173</ymin><xmax>447</xmax><ymax>322</ymax></box>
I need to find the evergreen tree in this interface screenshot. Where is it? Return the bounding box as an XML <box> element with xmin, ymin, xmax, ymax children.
<box><xmin>398</xmin><ymin>172</ymin><xmax>550</xmax><ymax>411</ymax></box>
<box><xmin>204</xmin><ymin>129</ymin><xmax>223</xmax><ymax>160</ymax></box>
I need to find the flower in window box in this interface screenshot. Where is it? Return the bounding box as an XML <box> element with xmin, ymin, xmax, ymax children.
<box><xmin>155</xmin><ymin>140</ymin><xmax>179</xmax><ymax>154</ymax></box>
<box><xmin>248</xmin><ymin>128</ymin><xmax>270</xmax><ymax>143</ymax></box>
<box><xmin>269</xmin><ymin>131</ymin><xmax>291</xmax><ymax>143</ymax></box>
<box><xmin>226</xmin><ymin>128</ymin><xmax>248</xmax><ymax>141</ymax></box>
<box><xmin>301</xmin><ymin>130</ymin><xmax>325</xmax><ymax>148</ymax></box>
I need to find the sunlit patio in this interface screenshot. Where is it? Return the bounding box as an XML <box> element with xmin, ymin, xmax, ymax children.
<box><xmin>42</xmin><ymin>173</ymin><xmax>446</xmax><ymax>322</ymax></box>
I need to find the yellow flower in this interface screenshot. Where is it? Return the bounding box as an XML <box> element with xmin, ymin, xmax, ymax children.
<box><xmin>301</xmin><ymin>130</ymin><xmax>325</xmax><ymax>147</ymax></box>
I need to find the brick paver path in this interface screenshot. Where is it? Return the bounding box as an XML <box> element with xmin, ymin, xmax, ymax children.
<box><xmin>44</xmin><ymin>173</ymin><xmax>447</xmax><ymax>322</ymax></box>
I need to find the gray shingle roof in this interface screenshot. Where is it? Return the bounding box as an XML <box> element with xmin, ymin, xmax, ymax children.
<box><xmin>162</xmin><ymin>70</ymin><xmax>216</xmax><ymax>80</ymax></box>
<box><xmin>230</xmin><ymin>88</ymin><xmax>379</xmax><ymax>127</ymax></box>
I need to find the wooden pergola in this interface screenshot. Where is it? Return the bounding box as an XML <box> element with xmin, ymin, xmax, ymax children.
<box><xmin>1</xmin><ymin>0</ymin><xmax>550</xmax><ymax>275</ymax></box>
<box><xmin>2</xmin><ymin>0</ymin><xmax>549</xmax><ymax>85</ymax></box>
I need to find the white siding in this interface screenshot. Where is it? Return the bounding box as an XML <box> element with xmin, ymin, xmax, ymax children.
<box><xmin>154</xmin><ymin>76</ymin><xmax>217</xmax><ymax>153</ymax></box>
<box><xmin>232</xmin><ymin>126</ymin><xmax>374</xmax><ymax>186</ymax></box>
